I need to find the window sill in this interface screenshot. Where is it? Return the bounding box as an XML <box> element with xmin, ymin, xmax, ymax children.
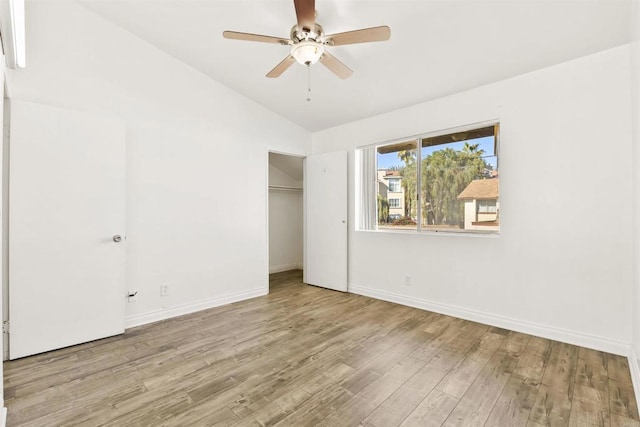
<box><xmin>357</xmin><ymin>228</ymin><xmax>500</xmax><ymax>238</ymax></box>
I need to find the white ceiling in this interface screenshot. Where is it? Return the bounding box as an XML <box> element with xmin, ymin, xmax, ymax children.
<box><xmin>78</xmin><ymin>0</ymin><xmax>632</xmax><ymax>132</ymax></box>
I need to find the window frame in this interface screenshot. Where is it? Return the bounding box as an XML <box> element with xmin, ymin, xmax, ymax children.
<box><xmin>363</xmin><ymin>119</ymin><xmax>500</xmax><ymax>236</ymax></box>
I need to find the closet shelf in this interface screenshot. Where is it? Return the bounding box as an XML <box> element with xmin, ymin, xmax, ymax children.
<box><xmin>269</xmin><ymin>185</ymin><xmax>303</xmax><ymax>192</ymax></box>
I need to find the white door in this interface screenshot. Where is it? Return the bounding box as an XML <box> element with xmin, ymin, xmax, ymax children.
<box><xmin>9</xmin><ymin>101</ymin><xmax>126</xmax><ymax>359</ymax></box>
<box><xmin>304</xmin><ymin>151</ymin><xmax>347</xmax><ymax>292</ymax></box>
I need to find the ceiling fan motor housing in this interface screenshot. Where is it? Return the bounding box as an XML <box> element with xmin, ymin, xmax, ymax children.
<box><xmin>291</xmin><ymin>23</ymin><xmax>325</xmax><ymax>44</ymax></box>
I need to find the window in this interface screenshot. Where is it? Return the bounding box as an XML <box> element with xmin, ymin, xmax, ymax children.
<box><xmin>376</xmin><ymin>141</ymin><xmax>417</xmax><ymax>229</ymax></box>
<box><xmin>360</xmin><ymin>122</ymin><xmax>499</xmax><ymax>233</ymax></box>
<box><xmin>388</xmin><ymin>179</ymin><xmax>401</xmax><ymax>192</ymax></box>
<box><xmin>477</xmin><ymin>200</ymin><xmax>497</xmax><ymax>214</ymax></box>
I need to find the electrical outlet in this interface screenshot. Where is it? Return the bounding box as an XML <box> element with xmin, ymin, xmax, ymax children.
<box><xmin>405</xmin><ymin>275</ymin><xmax>412</xmax><ymax>286</ymax></box>
<box><xmin>161</xmin><ymin>284</ymin><xmax>169</xmax><ymax>296</ymax></box>
<box><xmin>127</xmin><ymin>290</ymin><xmax>138</xmax><ymax>303</ymax></box>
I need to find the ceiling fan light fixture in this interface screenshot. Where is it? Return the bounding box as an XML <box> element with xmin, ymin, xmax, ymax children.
<box><xmin>291</xmin><ymin>41</ymin><xmax>324</xmax><ymax>65</ymax></box>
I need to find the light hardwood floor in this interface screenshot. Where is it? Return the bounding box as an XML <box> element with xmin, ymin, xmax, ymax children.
<box><xmin>4</xmin><ymin>270</ymin><xmax>640</xmax><ymax>426</ymax></box>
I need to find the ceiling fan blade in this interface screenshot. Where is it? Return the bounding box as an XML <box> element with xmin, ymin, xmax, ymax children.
<box><xmin>223</xmin><ymin>31</ymin><xmax>291</xmax><ymax>45</ymax></box>
<box><xmin>319</xmin><ymin>51</ymin><xmax>353</xmax><ymax>79</ymax></box>
<box><xmin>267</xmin><ymin>55</ymin><xmax>296</xmax><ymax>78</ymax></box>
<box><xmin>325</xmin><ymin>26</ymin><xmax>391</xmax><ymax>46</ymax></box>
<box><xmin>293</xmin><ymin>0</ymin><xmax>315</xmax><ymax>31</ymax></box>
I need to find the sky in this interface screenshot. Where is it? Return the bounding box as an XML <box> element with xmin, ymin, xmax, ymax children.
<box><xmin>377</xmin><ymin>135</ymin><xmax>497</xmax><ymax>170</ymax></box>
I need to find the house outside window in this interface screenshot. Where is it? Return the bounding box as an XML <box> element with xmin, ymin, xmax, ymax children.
<box><xmin>377</xmin><ymin>169</ymin><xmax>408</xmax><ymax>226</ymax></box>
<box><xmin>457</xmin><ymin>179</ymin><xmax>499</xmax><ymax>231</ymax></box>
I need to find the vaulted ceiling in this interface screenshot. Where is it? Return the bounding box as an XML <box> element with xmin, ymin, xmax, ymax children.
<box><xmin>78</xmin><ymin>0</ymin><xmax>632</xmax><ymax>132</ymax></box>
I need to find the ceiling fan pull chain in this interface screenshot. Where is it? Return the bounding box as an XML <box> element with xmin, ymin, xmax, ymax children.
<box><xmin>307</xmin><ymin>64</ymin><xmax>312</xmax><ymax>102</ymax></box>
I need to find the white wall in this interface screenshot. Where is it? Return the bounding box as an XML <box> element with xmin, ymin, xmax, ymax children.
<box><xmin>0</xmin><ymin>51</ymin><xmax>6</xmax><ymax>423</ymax></box>
<box><xmin>268</xmin><ymin>163</ymin><xmax>303</xmax><ymax>273</ymax></box>
<box><xmin>268</xmin><ymin>191</ymin><xmax>303</xmax><ymax>273</ymax></box>
<box><xmin>313</xmin><ymin>45</ymin><xmax>634</xmax><ymax>355</ymax></box>
<box><xmin>631</xmin><ymin>0</ymin><xmax>640</xmax><ymax>366</ymax></box>
<box><xmin>6</xmin><ymin>1</ymin><xmax>311</xmax><ymax>327</ymax></box>
<box><xmin>269</xmin><ymin>164</ymin><xmax>302</xmax><ymax>188</ymax></box>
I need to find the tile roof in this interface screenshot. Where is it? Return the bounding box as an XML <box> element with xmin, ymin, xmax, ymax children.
<box><xmin>457</xmin><ymin>178</ymin><xmax>499</xmax><ymax>200</ymax></box>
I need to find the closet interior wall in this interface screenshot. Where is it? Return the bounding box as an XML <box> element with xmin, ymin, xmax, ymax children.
<box><xmin>268</xmin><ymin>153</ymin><xmax>304</xmax><ymax>275</ymax></box>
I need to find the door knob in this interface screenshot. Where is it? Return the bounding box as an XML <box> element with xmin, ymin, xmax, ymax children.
<box><xmin>113</xmin><ymin>235</ymin><xmax>122</xmax><ymax>243</ymax></box>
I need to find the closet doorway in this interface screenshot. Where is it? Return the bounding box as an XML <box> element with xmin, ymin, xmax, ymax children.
<box><xmin>268</xmin><ymin>152</ymin><xmax>304</xmax><ymax>286</ymax></box>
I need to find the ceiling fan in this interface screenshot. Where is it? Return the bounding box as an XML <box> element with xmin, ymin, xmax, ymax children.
<box><xmin>222</xmin><ymin>0</ymin><xmax>391</xmax><ymax>79</ymax></box>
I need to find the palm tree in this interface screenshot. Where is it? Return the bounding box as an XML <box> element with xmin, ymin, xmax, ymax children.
<box><xmin>462</xmin><ymin>142</ymin><xmax>485</xmax><ymax>155</ymax></box>
<box><xmin>377</xmin><ymin>194</ymin><xmax>389</xmax><ymax>224</ymax></box>
<box><xmin>393</xmin><ymin>151</ymin><xmax>417</xmax><ymax>218</ymax></box>
<box><xmin>397</xmin><ymin>150</ymin><xmax>416</xmax><ymax>165</ymax></box>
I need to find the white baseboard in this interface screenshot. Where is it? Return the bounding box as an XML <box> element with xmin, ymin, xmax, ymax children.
<box><xmin>269</xmin><ymin>263</ymin><xmax>302</xmax><ymax>274</ymax></box>
<box><xmin>349</xmin><ymin>283</ymin><xmax>629</xmax><ymax>356</ymax></box>
<box><xmin>125</xmin><ymin>287</ymin><xmax>268</xmax><ymax>329</ymax></box>
<box><xmin>628</xmin><ymin>348</ymin><xmax>640</xmax><ymax>410</ymax></box>
<box><xmin>0</xmin><ymin>407</ymin><xmax>7</xmax><ymax>427</ymax></box>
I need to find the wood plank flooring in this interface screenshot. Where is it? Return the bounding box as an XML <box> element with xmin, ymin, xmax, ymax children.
<box><xmin>4</xmin><ymin>270</ymin><xmax>639</xmax><ymax>426</ymax></box>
